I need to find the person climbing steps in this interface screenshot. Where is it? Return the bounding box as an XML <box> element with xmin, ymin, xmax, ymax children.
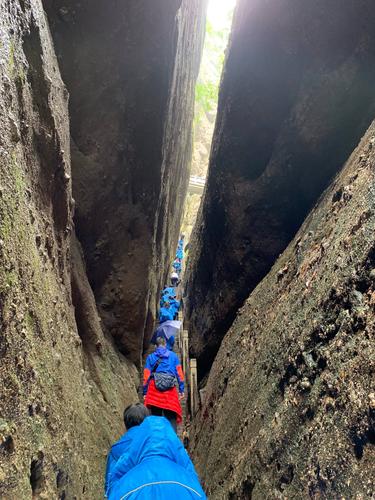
<box><xmin>105</xmin><ymin>404</ymin><xmax>150</xmax><ymax>496</ymax></box>
<box><xmin>143</xmin><ymin>336</ymin><xmax>185</xmax><ymax>432</ymax></box>
<box><xmin>106</xmin><ymin>411</ymin><xmax>206</xmax><ymax>499</ymax></box>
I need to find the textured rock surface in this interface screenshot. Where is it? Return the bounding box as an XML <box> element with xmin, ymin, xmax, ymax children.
<box><xmin>185</xmin><ymin>0</ymin><xmax>375</xmax><ymax>376</ymax></box>
<box><xmin>190</xmin><ymin>121</ymin><xmax>375</xmax><ymax>498</ymax></box>
<box><xmin>0</xmin><ymin>2</ymin><xmax>138</xmax><ymax>498</ymax></box>
<box><xmin>44</xmin><ymin>0</ymin><xmax>207</xmax><ymax>365</ymax></box>
<box><xmin>0</xmin><ymin>0</ymin><xmax>208</xmax><ymax>495</ymax></box>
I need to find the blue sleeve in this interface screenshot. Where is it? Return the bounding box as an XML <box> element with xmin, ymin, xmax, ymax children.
<box><xmin>107</xmin><ymin>451</ymin><xmax>135</xmax><ymax>494</ymax></box>
<box><xmin>171</xmin><ymin>433</ymin><xmax>199</xmax><ymax>479</ymax></box>
<box><xmin>143</xmin><ymin>354</ymin><xmax>154</xmax><ymax>395</ymax></box>
<box><xmin>145</xmin><ymin>354</ymin><xmax>153</xmax><ymax>371</ymax></box>
<box><xmin>104</xmin><ymin>451</ymin><xmax>115</xmax><ymax>497</ymax></box>
<box><xmin>174</xmin><ymin>354</ymin><xmax>184</xmax><ymax>393</ymax></box>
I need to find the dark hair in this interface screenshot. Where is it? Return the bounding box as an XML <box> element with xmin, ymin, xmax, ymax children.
<box><xmin>123</xmin><ymin>403</ymin><xmax>149</xmax><ymax>430</ymax></box>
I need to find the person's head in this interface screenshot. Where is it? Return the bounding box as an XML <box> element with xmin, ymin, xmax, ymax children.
<box><xmin>156</xmin><ymin>335</ymin><xmax>167</xmax><ymax>347</ymax></box>
<box><xmin>164</xmin><ymin>301</ymin><xmax>170</xmax><ymax>308</ymax></box>
<box><xmin>123</xmin><ymin>403</ymin><xmax>149</xmax><ymax>430</ymax></box>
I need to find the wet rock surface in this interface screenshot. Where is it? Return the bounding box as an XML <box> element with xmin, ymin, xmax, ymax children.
<box><xmin>43</xmin><ymin>0</ymin><xmax>207</xmax><ymax>365</ymax></box>
<box><xmin>190</xmin><ymin>121</ymin><xmax>375</xmax><ymax>498</ymax></box>
<box><xmin>185</xmin><ymin>0</ymin><xmax>375</xmax><ymax>377</ymax></box>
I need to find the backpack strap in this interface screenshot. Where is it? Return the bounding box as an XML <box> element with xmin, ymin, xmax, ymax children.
<box><xmin>151</xmin><ymin>357</ymin><xmax>162</xmax><ymax>375</ymax></box>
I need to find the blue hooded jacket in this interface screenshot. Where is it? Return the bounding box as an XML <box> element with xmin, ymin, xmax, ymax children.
<box><xmin>105</xmin><ymin>426</ymin><xmax>138</xmax><ymax>494</ymax></box>
<box><xmin>107</xmin><ymin>416</ymin><xmax>206</xmax><ymax>499</ymax></box>
<box><xmin>160</xmin><ymin>295</ymin><xmax>176</xmax><ymax>308</ymax></box>
<box><xmin>172</xmin><ymin>260</ymin><xmax>182</xmax><ymax>272</ymax></box>
<box><xmin>159</xmin><ymin>307</ymin><xmax>174</xmax><ymax>323</ymax></box>
<box><xmin>162</xmin><ymin>287</ymin><xmax>176</xmax><ymax>297</ymax></box>
<box><xmin>169</xmin><ymin>298</ymin><xmax>180</xmax><ymax>316</ymax></box>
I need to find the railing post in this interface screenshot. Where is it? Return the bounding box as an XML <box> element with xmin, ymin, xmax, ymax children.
<box><xmin>182</xmin><ymin>330</ymin><xmax>189</xmax><ymax>377</ymax></box>
<box><xmin>177</xmin><ymin>311</ymin><xmax>183</xmax><ymax>350</ymax></box>
<box><xmin>190</xmin><ymin>358</ymin><xmax>198</xmax><ymax>415</ymax></box>
<box><xmin>199</xmin><ymin>388</ymin><xmax>206</xmax><ymax>406</ymax></box>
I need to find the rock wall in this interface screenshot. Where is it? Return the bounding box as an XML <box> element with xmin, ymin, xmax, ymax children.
<box><xmin>0</xmin><ymin>0</ymin><xmax>206</xmax><ymax>497</ymax></box>
<box><xmin>190</xmin><ymin>121</ymin><xmax>375</xmax><ymax>498</ymax></box>
<box><xmin>185</xmin><ymin>0</ymin><xmax>375</xmax><ymax>376</ymax></box>
<box><xmin>44</xmin><ymin>0</ymin><xmax>207</xmax><ymax>365</ymax></box>
<box><xmin>0</xmin><ymin>2</ymin><xmax>138</xmax><ymax>498</ymax></box>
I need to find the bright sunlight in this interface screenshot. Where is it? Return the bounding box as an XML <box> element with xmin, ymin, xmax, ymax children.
<box><xmin>207</xmin><ymin>0</ymin><xmax>237</xmax><ymax>30</ymax></box>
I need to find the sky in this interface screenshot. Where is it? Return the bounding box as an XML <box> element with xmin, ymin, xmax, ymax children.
<box><xmin>207</xmin><ymin>0</ymin><xmax>237</xmax><ymax>30</ymax></box>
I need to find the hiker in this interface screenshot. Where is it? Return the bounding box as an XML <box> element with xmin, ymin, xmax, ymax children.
<box><xmin>162</xmin><ymin>286</ymin><xmax>176</xmax><ymax>297</ymax></box>
<box><xmin>160</xmin><ymin>290</ymin><xmax>176</xmax><ymax>308</ymax></box>
<box><xmin>143</xmin><ymin>336</ymin><xmax>184</xmax><ymax>432</ymax></box>
<box><xmin>172</xmin><ymin>258</ymin><xmax>182</xmax><ymax>274</ymax></box>
<box><xmin>107</xmin><ymin>416</ymin><xmax>206</xmax><ymax>499</ymax></box>
<box><xmin>160</xmin><ymin>287</ymin><xmax>176</xmax><ymax>307</ymax></box>
<box><xmin>169</xmin><ymin>297</ymin><xmax>180</xmax><ymax>320</ymax></box>
<box><xmin>176</xmin><ymin>246</ymin><xmax>184</xmax><ymax>260</ymax></box>
<box><xmin>104</xmin><ymin>403</ymin><xmax>149</xmax><ymax>496</ymax></box>
<box><xmin>171</xmin><ymin>271</ymin><xmax>179</xmax><ymax>287</ymax></box>
<box><xmin>159</xmin><ymin>301</ymin><xmax>174</xmax><ymax>323</ymax></box>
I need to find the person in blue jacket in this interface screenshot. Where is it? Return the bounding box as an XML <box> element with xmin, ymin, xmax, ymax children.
<box><xmin>105</xmin><ymin>403</ymin><xmax>149</xmax><ymax>496</ymax></box>
<box><xmin>160</xmin><ymin>288</ymin><xmax>176</xmax><ymax>308</ymax></box>
<box><xmin>107</xmin><ymin>416</ymin><xmax>206</xmax><ymax>499</ymax></box>
<box><xmin>159</xmin><ymin>302</ymin><xmax>174</xmax><ymax>323</ymax></box>
<box><xmin>176</xmin><ymin>247</ymin><xmax>184</xmax><ymax>260</ymax></box>
<box><xmin>172</xmin><ymin>259</ymin><xmax>182</xmax><ymax>274</ymax></box>
<box><xmin>161</xmin><ymin>287</ymin><xmax>176</xmax><ymax>298</ymax></box>
<box><xmin>169</xmin><ymin>297</ymin><xmax>180</xmax><ymax>319</ymax></box>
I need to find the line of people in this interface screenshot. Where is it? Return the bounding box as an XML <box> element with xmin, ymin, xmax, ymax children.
<box><xmin>147</xmin><ymin>234</ymin><xmax>185</xmax><ymax>427</ymax></box>
<box><xmin>105</xmin><ymin>235</ymin><xmax>206</xmax><ymax>498</ymax></box>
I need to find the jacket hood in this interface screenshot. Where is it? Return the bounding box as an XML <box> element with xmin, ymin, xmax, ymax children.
<box><xmin>111</xmin><ymin>427</ymin><xmax>138</xmax><ymax>459</ymax></box>
<box><xmin>112</xmin><ymin>416</ymin><xmax>192</xmax><ymax>474</ymax></box>
<box><xmin>155</xmin><ymin>346</ymin><xmax>170</xmax><ymax>358</ymax></box>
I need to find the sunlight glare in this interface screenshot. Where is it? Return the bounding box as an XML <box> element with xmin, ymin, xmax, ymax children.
<box><xmin>207</xmin><ymin>0</ymin><xmax>237</xmax><ymax>30</ymax></box>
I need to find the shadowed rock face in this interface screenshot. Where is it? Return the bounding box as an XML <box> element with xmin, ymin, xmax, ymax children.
<box><xmin>44</xmin><ymin>0</ymin><xmax>207</xmax><ymax>365</ymax></box>
<box><xmin>185</xmin><ymin>0</ymin><xmax>375</xmax><ymax>377</ymax></box>
<box><xmin>190</xmin><ymin>120</ymin><xmax>375</xmax><ymax>498</ymax></box>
